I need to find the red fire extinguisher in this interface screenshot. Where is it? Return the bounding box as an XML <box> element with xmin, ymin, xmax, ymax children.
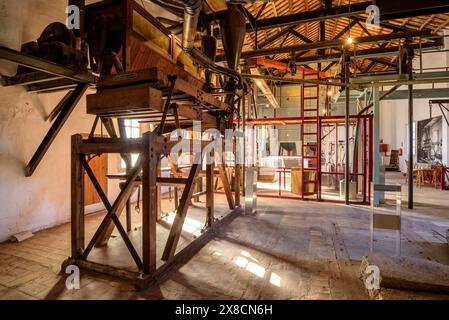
<box><xmin>399</xmin><ymin>148</ymin><xmax>403</xmax><ymax>156</ymax></box>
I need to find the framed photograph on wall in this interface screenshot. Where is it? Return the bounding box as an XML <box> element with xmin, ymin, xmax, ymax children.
<box><xmin>417</xmin><ymin>116</ymin><xmax>443</xmax><ymax>164</ymax></box>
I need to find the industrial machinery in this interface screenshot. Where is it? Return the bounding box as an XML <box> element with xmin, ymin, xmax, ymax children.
<box><xmin>0</xmin><ymin>0</ymin><xmax>251</xmax><ymax>289</ymax></box>
<box><xmin>20</xmin><ymin>22</ymin><xmax>88</xmax><ymax>72</ymax></box>
<box><xmin>61</xmin><ymin>0</ymin><xmax>250</xmax><ymax>289</ymax></box>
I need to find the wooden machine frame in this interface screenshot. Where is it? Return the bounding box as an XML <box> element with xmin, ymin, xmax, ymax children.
<box><xmin>61</xmin><ymin>0</ymin><xmax>244</xmax><ymax>290</ymax></box>
<box><xmin>67</xmin><ymin>129</ymin><xmax>241</xmax><ymax>289</ymax></box>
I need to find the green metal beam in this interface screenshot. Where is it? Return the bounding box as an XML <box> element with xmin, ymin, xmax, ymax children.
<box><xmin>0</xmin><ymin>45</ymin><xmax>96</xmax><ymax>84</ymax></box>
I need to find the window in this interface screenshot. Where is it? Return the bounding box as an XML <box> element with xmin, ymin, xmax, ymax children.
<box><xmin>121</xmin><ymin>120</ymin><xmax>141</xmax><ymax>169</ymax></box>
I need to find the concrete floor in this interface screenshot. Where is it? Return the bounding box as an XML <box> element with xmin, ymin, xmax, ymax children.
<box><xmin>0</xmin><ymin>172</ymin><xmax>448</xmax><ymax>300</ymax></box>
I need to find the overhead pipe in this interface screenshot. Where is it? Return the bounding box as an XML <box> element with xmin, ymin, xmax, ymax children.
<box><xmin>179</xmin><ymin>0</ymin><xmax>203</xmax><ymax>50</ymax></box>
<box><xmin>177</xmin><ymin>0</ymin><xmax>243</xmax><ymax>82</ymax></box>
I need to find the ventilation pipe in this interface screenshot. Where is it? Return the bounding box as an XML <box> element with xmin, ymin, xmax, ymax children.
<box><xmin>180</xmin><ymin>0</ymin><xmax>203</xmax><ymax>50</ymax></box>
<box><xmin>178</xmin><ymin>0</ymin><xmax>241</xmax><ymax>81</ymax></box>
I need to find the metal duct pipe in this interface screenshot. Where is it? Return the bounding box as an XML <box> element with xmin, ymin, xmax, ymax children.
<box><xmin>177</xmin><ymin>1</ymin><xmax>241</xmax><ymax>83</ymax></box>
<box><xmin>180</xmin><ymin>0</ymin><xmax>203</xmax><ymax>50</ymax></box>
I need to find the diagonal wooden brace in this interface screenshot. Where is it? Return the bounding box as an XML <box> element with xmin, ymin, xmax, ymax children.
<box><xmin>81</xmin><ymin>157</ymin><xmax>142</xmax><ymax>269</ymax></box>
<box><xmin>218</xmin><ymin>164</ymin><xmax>235</xmax><ymax>210</ymax></box>
<box><xmin>161</xmin><ymin>154</ymin><xmax>202</xmax><ymax>261</ymax></box>
<box><xmin>94</xmin><ymin>157</ymin><xmax>143</xmax><ymax>247</ymax></box>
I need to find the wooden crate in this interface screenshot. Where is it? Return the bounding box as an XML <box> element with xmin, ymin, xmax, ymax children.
<box><xmin>291</xmin><ymin>167</ymin><xmax>316</xmax><ymax>196</ymax></box>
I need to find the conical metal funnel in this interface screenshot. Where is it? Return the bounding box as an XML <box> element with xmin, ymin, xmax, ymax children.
<box><xmin>220</xmin><ymin>5</ymin><xmax>246</xmax><ymax>71</ymax></box>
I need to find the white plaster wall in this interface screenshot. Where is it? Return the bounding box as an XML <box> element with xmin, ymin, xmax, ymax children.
<box><xmin>380</xmin><ymin>98</ymin><xmax>449</xmax><ymax>173</ymax></box>
<box><xmin>380</xmin><ymin>30</ymin><xmax>449</xmax><ymax>172</ymax></box>
<box><xmin>0</xmin><ymin>0</ymin><xmax>124</xmax><ymax>242</ymax></box>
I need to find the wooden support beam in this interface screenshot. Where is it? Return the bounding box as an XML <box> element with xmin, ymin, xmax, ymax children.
<box><xmin>206</xmin><ymin>159</ymin><xmax>214</xmax><ymax>227</ymax></box>
<box><xmin>46</xmin><ymin>90</ymin><xmax>73</xmax><ymax>122</ymax></box>
<box><xmin>77</xmin><ymin>139</ymin><xmax>146</xmax><ymax>154</ymax></box>
<box><xmin>244</xmin><ymin>1</ymin><xmax>371</xmax><ymax>31</ymax></box>
<box><xmin>290</xmin><ymin>29</ymin><xmax>313</xmax><ymax>43</ymax></box>
<box><xmin>157</xmin><ymin>75</ymin><xmax>177</xmax><ymax>136</ymax></box>
<box><xmin>157</xmin><ymin>177</ymin><xmax>189</xmax><ymax>185</ymax></box>
<box><xmin>333</xmin><ymin>19</ymin><xmax>358</xmax><ymax>40</ymax></box>
<box><xmin>156</xmin><ymin>161</ymin><xmax>162</xmax><ymax>221</ymax></box>
<box><xmin>243</xmin><ymin>30</ymin><xmax>431</xmax><ymax>59</ymax></box>
<box><xmin>71</xmin><ymin>135</ymin><xmax>85</xmax><ymax>259</ymax></box>
<box><xmin>142</xmin><ymin>132</ymin><xmax>158</xmax><ymax>274</ymax></box>
<box><xmin>255</xmin><ymin>2</ymin><xmax>268</xmax><ymax>19</ymax></box>
<box><xmin>257</xmin><ymin>26</ymin><xmax>294</xmax><ymax>49</ymax></box>
<box><xmin>235</xmin><ymin>163</ymin><xmax>241</xmax><ymax>207</ymax></box>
